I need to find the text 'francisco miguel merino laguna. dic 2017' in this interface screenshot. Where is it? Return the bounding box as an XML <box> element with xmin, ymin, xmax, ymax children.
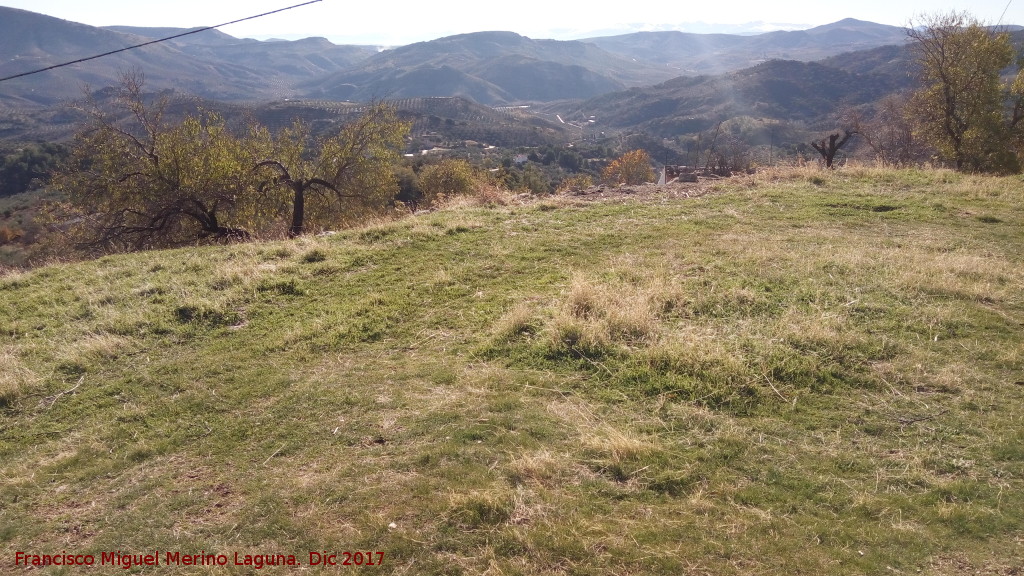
<box><xmin>14</xmin><ymin>550</ymin><xmax>386</xmax><ymax>569</ymax></box>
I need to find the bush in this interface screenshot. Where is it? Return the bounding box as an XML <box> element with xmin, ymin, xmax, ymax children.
<box><xmin>418</xmin><ymin>159</ymin><xmax>477</xmax><ymax>204</ymax></box>
<box><xmin>602</xmin><ymin>150</ymin><xmax>654</xmax><ymax>185</ymax></box>
<box><xmin>0</xmin><ymin>226</ymin><xmax>22</xmax><ymax>245</ymax></box>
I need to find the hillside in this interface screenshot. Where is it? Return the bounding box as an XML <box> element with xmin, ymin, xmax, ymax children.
<box><xmin>0</xmin><ymin>91</ymin><xmax>573</xmax><ymax>150</ymax></box>
<box><xmin>0</xmin><ymin>7</ymin><xmax>375</xmax><ymax>107</ymax></box>
<box><xmin>104</xmin><ymin>27</ymin><xmax>377</xmax><ymax>81</ymax></box>
<box><xmin>561</xmin><ymin>57</ymin><xmax>913</xmax><ymax>137</ymax></box>
<box><xmin>2</xmin><ymin>168</ymin><xmax>1023</xmax><ymax>574</ymax></box>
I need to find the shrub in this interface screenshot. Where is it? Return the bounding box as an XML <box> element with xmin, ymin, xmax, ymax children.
<box><xmin>0</xmin><ymin>226</ymin><xmax>22</xmax><ymax>245</ymax></box>
<box><xmin>418</xmin><ymin>159</ymin><xmax>477</xmax><ymax>204</ymax></box>
<box><xmin>556</xmin><ymin>174</ymin><xmax>593</xmax><ymax>194</ymax></box>
<box><xmin>602</xmin><ymin>150</ymin><xmax>654</xmax><ymax>185</ymax></box>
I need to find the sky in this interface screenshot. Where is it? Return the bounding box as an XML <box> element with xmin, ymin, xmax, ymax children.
<box><xmin>1</xmin><ymin>0</ymin><xmax>1021</xmax><ymax>45</ymax></box>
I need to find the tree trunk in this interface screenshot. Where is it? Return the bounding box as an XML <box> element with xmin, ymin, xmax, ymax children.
<box><xmin>812</xmin><ymin>131</ymin><xmax>854</xmax><ymax>169</ymax></box>
<box><xmin>289</xmin><ymin>184</ymin><xmax>305</xmax><ymax>238</ymax></box>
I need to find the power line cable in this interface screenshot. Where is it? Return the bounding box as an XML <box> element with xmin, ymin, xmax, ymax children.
<box><xmin>998</xmin><ymin>0</ymin><xmax>1013</xmax><ymax>25</ymax></box>
<box><xmin>0</xmin><ymin>0</ymin><xmax>323</xmax><ymax>83</ymax></box>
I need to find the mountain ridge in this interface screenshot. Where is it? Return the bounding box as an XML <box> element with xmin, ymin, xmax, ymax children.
<box><xmin>298</xmin><ymin>31</ymin><xmax>667</xmax><ymax>105</ymax></box>
<box><xmin>580</xmin><ymin>18</ymin><xmax>910</xmax><ymax>74</ymax></box>
<box><xmin>1</xmin><ymin>7</ymin><xmax>921</xmax><ymax>109</ymax></box>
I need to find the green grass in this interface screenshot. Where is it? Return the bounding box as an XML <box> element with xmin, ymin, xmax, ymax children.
<box><xmin>1</xmin><ymin>167</ymin><xmax>1023</xmax><ymax>574</ymax></box>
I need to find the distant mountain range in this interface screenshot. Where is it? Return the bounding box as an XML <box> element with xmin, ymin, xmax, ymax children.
<box><xmin>0</xmin><ymin>7</ymin><xmax>919</xmax><ymax>109</ymax></box>
<box><xmin>11</xmin><ymin>6</ymin><xmax>1017</xmax><ymax>149</ymax></box>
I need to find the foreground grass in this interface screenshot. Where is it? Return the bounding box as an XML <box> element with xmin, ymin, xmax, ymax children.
<box><xmin>1</xmin><ymin>167</ymin><xmax>1022</xmax><ymax>574</ymax></box>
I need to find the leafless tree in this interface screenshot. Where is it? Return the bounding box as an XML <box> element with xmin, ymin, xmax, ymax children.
<box><xmin>811</xmin><ymin>130</ymin><xmax>855</xmax><ymax>169</ymax></box>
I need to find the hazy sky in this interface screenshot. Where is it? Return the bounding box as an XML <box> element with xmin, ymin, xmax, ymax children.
<box><xmin>1</xmin><ymin>0</ymin><xmax>1021</xmax><ymax>45</ymax></box>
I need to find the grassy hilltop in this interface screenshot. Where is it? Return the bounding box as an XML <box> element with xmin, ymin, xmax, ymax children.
<box><xmin>1</xmin><ymin>168</ymin><xmax>1023</xmax><ymax>574</ymax></box>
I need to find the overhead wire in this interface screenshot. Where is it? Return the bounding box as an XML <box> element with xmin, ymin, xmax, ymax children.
<box><xmin>998</xmin><ymin>0</ymin><xmax>1014</xmax><ymax>26</ymax></box>
<box><xmin>0</xmin><ymin>0</ymin><xmax>323</xmax><ymax>83</ymax></box>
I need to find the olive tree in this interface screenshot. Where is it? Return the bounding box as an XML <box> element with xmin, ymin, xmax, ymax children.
<box><xmin>255</xmin><ymin>103</ymin><xmax>410</xmax><ymax>236</ymax></box>
<box><xmin>51</xmin><ymin>74</ymin><xmax>271</xmax><ymax>251</ymax></box>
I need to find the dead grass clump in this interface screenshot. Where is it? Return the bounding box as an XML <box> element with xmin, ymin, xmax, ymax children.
<box><xmin>492</xmin><ymin>301</ymin><xmax>540</xmax><ymax>341</ymax></box>
<box><xmin>565</xmin><ymin>276</ymin><xmax>603</xmax><ymax>319</ymax></box>
<box><xmin>506</xmin><ymin>450</ymin><xmax>567</xmax><ymax>487</ymax></box>
<box><xmin>471</xmin><ymin>182</ymin><xmax>516</xmax><ymax>207</ymax></box>
<box><xmin>447</xmin><ymin>487</ymin><xmax>515</xmax><ymax>528</ymax></box>
<box><xmin>578</xmin><ymin>423</ymin><xmax>672</xmax><ymax>487</ymax></box>
<box><xmin>544</xmin><ymin>274</ymin><xmax>676</xmax><ymax>356</ymax></box>
<box><xmin>774</xmin><ymin>307</ymin><xmax>860</xmax><ymax>355</ymax></box>
<box><xmin>605</xmin><ymin>297</ymin><xmax>659</xmax><ymax>342</ymax></box>
<box><xmin>744</xmin><ymin>165</ymin><xmax>824</xmax><ymax>185</ymax></box>
<box><xmin>438</xmin><ymin>182</ymin><xmax>517</xmax><ymax>209</ymax></box>
<box><xmin>581</xmin><ymin>424</ymin><xmax>662</xmax><ymax>466</ymax></box>
<box><xmin>547</xmin><ymin>313</ymin><xmax>613</xmax><ymax>358</ymax></box>
<box><xmin>0</xmin><ymin>346</ymin><xmax>39</xmax><ymax>407</ymax></box>
<box><xmin>69</xmin><ymin>332</ymin><xmax>135</xmax><ymax>361</ymax></box>
<box><xmin>205</xmin><ymin>255</ymin><xmax>269</xmax><ymax>291</ymax></box>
